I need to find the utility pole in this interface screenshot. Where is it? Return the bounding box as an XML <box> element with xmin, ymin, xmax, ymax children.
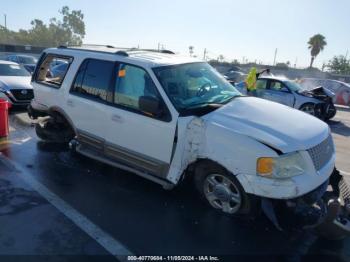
<box><xmin>203</xmin><ymin>48</ymin><xmax>207</xmax><ymax>60</ymax></box>
<box><xmin>294</xmin><ymin>57</ymin><xmax>298</xmax><ymax>68</ymax></box>
<box><xmin>273</xmin><ymin>48</ymin><xmax>277</xmax><ymax>66</ymax></box>
<box><xmin>4</xmin><ymin>14</ymin><xmax>7</xmax><ymax>29</ymax></box>
<box><xmin>345</xmin><ymin>50</ymin><xmax>348</xmax><ymax>60</ymax></box>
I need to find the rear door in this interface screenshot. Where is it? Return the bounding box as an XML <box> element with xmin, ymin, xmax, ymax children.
<box><xmin>254</xmin><ymin>78</ymin><xmax>268</xmax><ymax>97</ymax></box>
<box><xmin>67</xmin><ymin>58</ymin><xmax>115</xmax><ymax>152</ymax></box>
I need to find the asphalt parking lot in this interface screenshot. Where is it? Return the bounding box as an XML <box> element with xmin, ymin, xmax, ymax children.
<box><xmin>0</xmin><ymin>107</ymin><xmax>350</xmax><ymax>261</ymax></box>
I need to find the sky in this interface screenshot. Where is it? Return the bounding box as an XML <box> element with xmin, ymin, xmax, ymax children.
<box><xmin>1</xmin><ymin>0</ymin><xmax>350</xmax><ymax>68</ymax></box>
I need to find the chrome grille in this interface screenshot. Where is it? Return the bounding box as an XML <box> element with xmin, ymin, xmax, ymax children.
<box><xmin>307</xmin><ymin>135</ymin><xmax>334</xmax><ymax>171</ymax></box>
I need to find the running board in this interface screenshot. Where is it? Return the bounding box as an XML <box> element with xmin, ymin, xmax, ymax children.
<box><xmin>76</xmin><ymin>145</ymin><xmax>175</xmax><ymax>190</ymax></box>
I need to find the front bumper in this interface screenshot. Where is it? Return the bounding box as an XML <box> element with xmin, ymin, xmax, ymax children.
<box><xmin>236</xmin><ymin>151</ymin><xmax>335</xmax><ymax>199</ymax></box>
<box><xmin>1</xmin><ymin>90</ymin><xmax>33</xmax><ymax>106</ymax></box>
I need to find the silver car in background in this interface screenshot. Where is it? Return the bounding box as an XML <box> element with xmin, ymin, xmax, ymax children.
<box><xmin>0</xmin><ymin>60</ymin><xmax>34</xmax><ymax>106</ymax></box>
<box><xmin>236</xmin><ymin>76</ymin><xmax>336</xmax><ymax>120</ymax></box>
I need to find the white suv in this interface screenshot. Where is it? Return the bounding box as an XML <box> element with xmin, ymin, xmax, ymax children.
<box><xmin>29</xmin><ymin>45</ymin><xmax>335</xmax><ymax>216</ymax></box>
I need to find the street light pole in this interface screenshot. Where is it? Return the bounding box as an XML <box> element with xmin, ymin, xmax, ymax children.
<box><xmin>4</xmin><ymin>14</ymin><xmax>7</xmax><ymax>29</ymax></box>
<box><xmin>273</xmin><ymin>48</ymin><xmax>277</xmax><ymax>66</ymax></box>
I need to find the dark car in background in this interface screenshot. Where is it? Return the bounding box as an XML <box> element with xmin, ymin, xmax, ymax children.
<box><xmin>6</xmin><ymin>54</ymin><xmax>38</xmax><ymax>75</ymax></box>
<box><xmin>23</xmin><ymin>64</ymin><xmax>36</xmax><ymax>74</ymax></box>
<box><xmin>49</xmin><ymin>62</ymin><xmax>68</xmax><ymax>79</ymax></box>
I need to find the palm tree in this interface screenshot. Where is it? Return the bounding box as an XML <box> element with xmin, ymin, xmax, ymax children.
<box><xmin>308</xmin><ymin>34</ymin><xmax>327</xmax><ymax>68</ymax></box>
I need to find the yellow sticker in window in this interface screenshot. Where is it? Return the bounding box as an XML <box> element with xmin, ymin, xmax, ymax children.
<box><xmin>118</xmin><ymin>69</ymin><xmax>126</xmax><ymax>77</ymax></box>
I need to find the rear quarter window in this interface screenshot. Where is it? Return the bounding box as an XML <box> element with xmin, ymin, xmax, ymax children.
<box><xmin>34</xmin><ymin>54</ymin><xmax>73</xmax><ymax>88</ymax></box>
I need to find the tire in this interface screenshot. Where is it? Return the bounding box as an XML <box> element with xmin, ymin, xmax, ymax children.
<box><xmin>325</xmin><ymin>103</ymin><xmax>337</xmax><ymax>120</ymax></box>
<box><xmin>194</xmin><ymin>161</ymin><xmax>257</xmax><ymax>216</ymax></box>
<box><xmin>300</xmin><ymin>103</ymin><xmax>316</xmax><ymax>116</ymax></box>
<box><xmin>35</xmin><ymin>117</ymin><xmax>75</xmax><ymax>144</ymax></box>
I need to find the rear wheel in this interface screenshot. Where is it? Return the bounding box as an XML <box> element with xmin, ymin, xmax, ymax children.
<box><xmin>194</xmin><ymin>161</ymin><xmax>257</xmax><ymax>216</ymax></box>
<box><xmin>325</xmin><ymin>103</ymin><xmax>337</xmax><ymax>120</ymax></box>
<box><xmin>35</xmin><ymin>114</ymin><xmax>75</xmax><ymax>144</ymax></box>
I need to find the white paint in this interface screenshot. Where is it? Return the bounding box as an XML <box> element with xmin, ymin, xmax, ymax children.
<box><xmin>2</xmin><ymin>157</ymin><xmax>133</xmax><ymax>260</ymax></box>
<box><xmin>31</xmin><ymin>47</ymin><xmax>334</xmax><ymax>202</ymax></box>
<box><xmin>203</xmin><ymin>96</ymin><xmax>329</xmax><ymax>153</ymax></box>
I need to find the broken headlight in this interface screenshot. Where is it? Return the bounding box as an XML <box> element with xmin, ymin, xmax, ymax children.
<box><xmin>257</xmin><ymin>152</ymin><xmax>306</xmax><ymax>179</ymax></box>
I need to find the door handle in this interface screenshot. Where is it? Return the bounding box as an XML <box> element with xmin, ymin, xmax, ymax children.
<box><xmin>111</xmin><ymin>114</ymin><xmax>123</xmax><ymax>123</ymax></box>
<box><xmin>67</xmin><ymin>100</ymin><xmax>74</xmax><ymax>107</ymax></box>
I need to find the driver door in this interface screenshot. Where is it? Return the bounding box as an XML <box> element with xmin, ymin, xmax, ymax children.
<box><xmin>104</xmin><ymin>63</ymin><xmax>178</xmax><ymax>178</ymax></box>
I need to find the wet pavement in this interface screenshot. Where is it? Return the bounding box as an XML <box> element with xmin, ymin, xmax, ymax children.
<box><xmin>0</xmin><ymin>109</ymin><xmax>350</xmax><ymax>261</ymax></box>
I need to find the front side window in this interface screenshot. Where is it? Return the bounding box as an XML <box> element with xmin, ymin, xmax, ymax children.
<box><xmin>153</xmin><ymin>62</ymin><xmax>241</xmax><ymax>111</ymax></box>
<box><xmin>269</xmin><ymin>81</ymin><xmax>284</xmax><ymax>91</ymax></box>
<box><xmin>71</xmin><ymin>59</ymin><xmax>114</xmax><ymax>102</ymax></box>
<box><xmin>0</xmin><ymin>64</ymin><xmax>31</xmax><ymax>76</ymax></box>
<box><xmin>114</xmin><ymin>64</ymin><xmax>160</xmax><ymax>110</ymax></box>
<box><xmin>35</xmin><ymin>54</ymin><xmax>72</xmax><ymax>88</ymax></box>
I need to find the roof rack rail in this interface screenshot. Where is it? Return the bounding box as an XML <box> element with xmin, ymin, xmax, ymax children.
<box><xmin>115</xmin><ymin>50</ymin><xmax>129</xmax><ymax>57</ymax></box>
<box><xmin>132</xmin><ymin>48</ymin><xmax>175</xmax><ymax>54</ymax></box>
<box><xmin>80</xmin><ymin>44</ymin><xmax>116</xmax><ymax>48</ymax></box>
<box><xmin>160</xmin><ymin>49</ymin><xmax>175</xmax><ymax>54</ymax></box>
<box><xmin>55</xmin><ymin>45</ymin><xmax>175</xmax><ymax>57</ymax></box>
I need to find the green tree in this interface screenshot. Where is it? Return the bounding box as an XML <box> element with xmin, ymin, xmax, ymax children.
<box><xmin>308</xmin><ymin>34</ymin><xmax>327</xmax><ymax>68</ymax></box>
<box><xmin>326</xmin><ymin>55</ymin><xmax>350</xmax><ymax>74</ymax></box>
<box><xmin>0</xmin><ymin>6</ymin><xmax>85</xmax><ymax>47</ymax></box>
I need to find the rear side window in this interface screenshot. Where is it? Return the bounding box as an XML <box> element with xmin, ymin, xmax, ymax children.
<box><xmin>256</xmin><ymin>79</ymin><xmax>267</xmax><ymax>89</ymax></box>
<box><xmin>70</xmin><ymin>59</ymin><xmax>114</xmax><ymax>103</ymax></box>
<box><xmin>35</xmin><ymin>54</ymin><xmax>72</xmax><ymax>88</ymax></box>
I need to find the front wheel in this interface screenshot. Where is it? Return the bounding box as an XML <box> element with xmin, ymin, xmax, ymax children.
<box><xmin>194</xmin><ymin>161</ymin><xmax>256</xmax><ymax>215</ymax></box>
<box><xmin>325</xmin><ymin>103</ymin><xmax>337</xmax><ymax>120</ymax></box>
<box><xmin>300</xmin><ymin>103</ymin><xmax>316</xmax><ymax>116</ymax></box>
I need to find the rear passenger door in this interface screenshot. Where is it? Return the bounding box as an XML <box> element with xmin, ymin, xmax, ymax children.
<box><xmin>68</xmin><ymin>59</ymin><xmax>115</xmax><ymax>152</ymax></box>
<box><xmin>104</xmin><ymin>63</ymin><xmax>177</xmax><ymax>178</ymax></box>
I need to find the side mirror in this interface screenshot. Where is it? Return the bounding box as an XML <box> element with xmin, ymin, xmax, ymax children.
<box><xmin>139</xmin><ymin>96</ymin><xmax>161</xmax><ymax>116</ymax></box>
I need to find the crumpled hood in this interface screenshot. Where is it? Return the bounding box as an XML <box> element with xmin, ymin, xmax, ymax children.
<box><xmin>299</xmin><ymin>86</ymin><xmax>335</xmax><ymax>98</ymax></box>
<box><xmin>0</xmin><ymin>76</ymin><xmax>32</xmax><ymax>91</ymax></box>
<box><xmin>204</xmin><ymin>97</ymin><xmax>329</xmax><ymax>153</ymax></box>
